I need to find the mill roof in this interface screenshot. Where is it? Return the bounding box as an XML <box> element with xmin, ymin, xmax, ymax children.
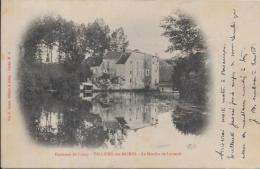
<box><xmin>116</xmin><ymin>52</ymin><xmax>131</xmax><ymax>64</ymax></box>
<box><xmin>103</xmin><ymin>51</ymin><xmax>123</xmax><ymax>60</ymax></box>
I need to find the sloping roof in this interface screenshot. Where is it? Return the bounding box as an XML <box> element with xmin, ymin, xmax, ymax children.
<box><xmin>103</xmin><ymin>51</ymin><xmax>123</xmax><ymax>60</ymax></box>
<box><xmin>116</xmin><ymin>52</ymin><xmax>131</xmax><ymax>64</ymax></box>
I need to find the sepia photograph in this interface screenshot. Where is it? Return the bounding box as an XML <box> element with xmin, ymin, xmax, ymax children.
<box><xmin>1</xmin><ymin>0</ymin><xmax>260</xmax><ymax>168</ymax></box>
<box><xmin>18</xmin><ymin>9</ymin><xmax>209</xmax><ymax>148</ymax></box>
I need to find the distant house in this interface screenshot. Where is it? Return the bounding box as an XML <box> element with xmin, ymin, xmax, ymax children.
<box><xmin>116</xmin><ymin>51</ymin><xmax>145</xmax><ymax>89</ymax></box>
<box><xmin>89</xmin><ymin>51</ymin><xmax>122</xmax><ymax>80</ymax></box>
<box><xmin>116</xmin><ymin>50</ymin><xmax>159</xmax><ymax>90</ymax></box>
<box><xmin>158</xmin><ymin>82</ymin><xmax>173</xmax><ymax>93</ymax></box>
<box><xmin>90</xmin><ymin>49</ymin><xmax>159</xmax><ymax>90</ymax></box>
<box><xmin>144</xmin><ymin>53</ymin><xmax>159</xmax><ymax>89</ymax></box>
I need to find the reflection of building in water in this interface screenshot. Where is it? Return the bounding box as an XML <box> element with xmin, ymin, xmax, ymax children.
<box><xmin>144</xmin><ymin>103</ymin><xmax>158</xmax><ymax>125</ymax></box>
<box><xmin>92</xmin><ymin>93</ymin><xmax>158</xmax><ymax>131</ymax></box>
<box><xmin>30</xmin><ymin>92</ymin><xmax>177</xmax><ymax>147</ymax></box>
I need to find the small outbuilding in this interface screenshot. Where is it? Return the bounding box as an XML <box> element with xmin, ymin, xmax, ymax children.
<box><xmin>159</xmin><ymin>82</ymin><xmax>173</xmax><ymax>93</ymax></box>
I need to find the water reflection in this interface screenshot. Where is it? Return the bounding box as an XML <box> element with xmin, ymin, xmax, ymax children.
<box><xmin>92</xmin><ymin>93</ymin><xmax>159</xmax><ymax>131</ymax></box>
<box><xmin>172</xmin><ymin>105</ymin><xmax>208</xmax><ymax>135</ymax></box>
<box><xmin>24</xmin><ymin>92</ymin><xmax>207</xmax><ymax>148</ymax></box>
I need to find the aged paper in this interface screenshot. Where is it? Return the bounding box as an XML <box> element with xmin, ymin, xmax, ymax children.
<box><xmin>1</xmin><ymin>0</ymin><xmax>260</xmax><ymax>168</ymax></box>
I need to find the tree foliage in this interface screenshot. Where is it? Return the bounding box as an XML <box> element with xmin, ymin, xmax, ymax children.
<box><xmin>19</xmin><ymin>15</ymin><xmax>129</xmax><ymax>102</ymax></box>
<box><xmin>22</xmin><ymin>16</ymin><xmax>88</xmax><ymax>72</ymax></box>
<box><xmin>160</xmin><ymin>11</ymin><xmax>205</xmax><ymax>55</ymax></box>
<box><xmin>110</xmin><ymin>27</ymin><xmax>129</xmax><ymax>52</ymax></box>
<box><xmin>85</xmin><ymin>19</ymin><xmax>111</xmax><ymax>57</ymax></box>
<box><xmin>20</xmin><ymin>15</ymin><xmax>89</xmax><ymax>102</ymax></box>
<box><xmin>161</xmin><ymin>11</ymin><xmax>208</xmax><ymax>106</ymax></box>
<box><xmin>171</xmin><ymin>52</ymin><xmax>208</xmax><ymax>105</ymax></box>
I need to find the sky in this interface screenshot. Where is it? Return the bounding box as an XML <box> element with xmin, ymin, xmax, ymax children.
<box><xmin>52</xmin><ymin>1</ymin><xmax>177</xmax><ymax>59</ymax></box>
<box><xmin>3</xmin><ymin>0</ymin><xmax>209</xmax><ymax>60</ymax></box>
<box><xmin>9</xmin><ymin>0</ymin><xmax>184</xmax><ymax>59</ymax></box>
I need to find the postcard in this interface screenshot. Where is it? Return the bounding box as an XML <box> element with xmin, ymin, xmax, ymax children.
<box><xmin>1</xmin><ymin>0</ymin><xmax>260</xmax><ymax>168</ymax></box>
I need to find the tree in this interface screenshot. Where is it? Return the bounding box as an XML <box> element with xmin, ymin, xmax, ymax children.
<box><xmin>19</xmin><ymin>15</ymin><xmax>90</xmax><ymax>106</ymax></box>
<box><xmin>110</xmin><ymin>27</ymin><xmax>129</xmax><ymax>52</ymax></box>
<box><xmin>85</xmin><ymin>19</ymin><xmax>111</xmax><ymax>57</ymax></box>
<box><xmin>21</xmin><ymin>15</ymin><xmax>88</xmax><ymax>70</ymax></box>
<box><xmin>22</xmin><ymin>15</ymin><xmax>64</xmax><ymax>64</ymax></box>
<box><xmin>58</xmin><ymin>21</ymin><xmax>87</xmax><ymax>72</ymax></box>
<box><xmin>160</xmin><ymin>11</ymin><xmax>205</xmax><ymax>55</ymax></box>
<box><xmin>77</xmin><ymin>60</ymin><xmax>92</xmax><ymax>82</ymax></box>
<box><xmin>161</xmin><ymin>11</ymin><xmax>208</xmax><ymax>106</ymax></box>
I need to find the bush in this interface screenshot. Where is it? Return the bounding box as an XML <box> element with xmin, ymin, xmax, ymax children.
<box><xmin>172</xmin><ymin>52</ymin><xmax>208</xmax><ymax>106</ymax></box>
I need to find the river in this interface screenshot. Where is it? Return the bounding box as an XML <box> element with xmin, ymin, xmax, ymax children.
<box><xmin>23</xmin><ymin>92</ymin><xmax>208</xmax><ymax>148</ymax></box>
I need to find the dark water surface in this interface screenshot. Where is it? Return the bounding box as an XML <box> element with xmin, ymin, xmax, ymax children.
<box><xmin>22</xmin><ymin>92</ymin><xmax>207</xmax><ymax>148</ymax></box>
